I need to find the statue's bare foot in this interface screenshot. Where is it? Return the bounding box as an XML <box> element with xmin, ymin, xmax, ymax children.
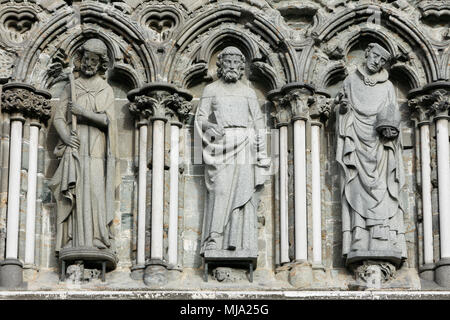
<box><xmin>93</xmin><ymin>239</ymin><xmax>107</xmax><ymax>249</ymax></box>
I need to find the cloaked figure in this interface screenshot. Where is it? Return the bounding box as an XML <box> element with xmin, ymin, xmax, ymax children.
<box><xmin>49</xmin><ymin>39</ymin><xmax>120</xmax><ymax>254</ymax></box>
<box><xmin>195</xmin><ymin>47</ymin><xmax>270</xmax><ymax>258</ymax></box>
<box><xmin>335</xmin><ymin>43</ymin><xmax>407</xmax><ymax>266</ymax></box>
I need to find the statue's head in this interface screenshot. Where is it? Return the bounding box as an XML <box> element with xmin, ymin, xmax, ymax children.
<box><xmin>216</xmin><ymin>46</ymin><xmax>245</xmax><ymax>83</ymax></box>
<box><xmin>365</xmin><ymin>43</ymin><xmax>391</xmax><ymax>74</ymax></box>
<box><xmin>78</xmin><ymin>38</ymin><xmax>109</xmax><ymax>77</ymax></box>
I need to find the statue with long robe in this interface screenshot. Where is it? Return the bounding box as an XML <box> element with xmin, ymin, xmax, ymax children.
<box><xmin>336</xmin><ymin>43</ymin><xmax>407</xmax><ymax>267</ymax></box>
<box><xmin>195</xmin><ymin>47</ymin><xmax>270</xmax><ymax>258</ymax></box>
<box><xmin>49</xmin><ymin>39</ymin><xmax>119</xmax><ymax>254</ymax></box>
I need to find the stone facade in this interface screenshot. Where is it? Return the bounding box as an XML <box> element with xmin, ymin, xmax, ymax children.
<box><xmin>0</xmin><ymin>0</ymin><xmax>448</xmax><ymax>294</ymax></box>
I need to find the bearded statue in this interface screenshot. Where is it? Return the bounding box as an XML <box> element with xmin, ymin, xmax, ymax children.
<box><xmin>194</xmin><ymin>47</ymin><xmax>270</xmax><ymax>264</ymax></box>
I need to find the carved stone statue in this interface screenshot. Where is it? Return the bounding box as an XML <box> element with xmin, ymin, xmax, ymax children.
<box><xmin>195</xmin><ymin>47</ymin><xmax>270</xmax><ymax>263</ymax></box>
<box><xmin>49</xmin><ymin>39</ymin><xmax>119</xmax><ymax>267</ymax></box>
<box><xmin>335</xmin><ymin>43</ymin><xmax>407</xmax><ymax>270</ymax></box>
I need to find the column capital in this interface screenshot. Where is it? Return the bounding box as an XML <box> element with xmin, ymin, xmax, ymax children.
<box><xmin>1</xmin><ymin>83</ymin><xmax>52</xmax><ymax>125</ymax></box>
<box><xmin>127</xmin><ymin>83</ymin><xmax>193</xmax><ymax>125</ymax></box>
<box><xmin>268</xmin><ymin>88</ymin><xmax>291</xmax><ymax>128</ymax></box>
<box><xmin>408</xmin><ymin>81</ymin><xmax>450</xmax><ymax>122</ymax></box>
<box><xmin>281</xmin><ymin>82</ymin><xmax>315</xmax><ymax>121</ymax></box>
<box><xmin>309</xmin><ymin>91</ymin><xmax>332</xmax><ymax>125</ymax></box>
<box><xmin>429</xmin><ymin>88</ymin><xmax>450</xmax><ymax>120</ymax></box>
<box><xmin>408</xmin><ymin>93</ymin><xmax>435</xmax><ymax>123</ymax></box>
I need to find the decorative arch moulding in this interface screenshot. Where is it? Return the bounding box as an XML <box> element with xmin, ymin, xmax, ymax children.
<box><xmin>0</xmin><ymin>0</ymin><xmax>448</xmax><ymax>296</ymax></box>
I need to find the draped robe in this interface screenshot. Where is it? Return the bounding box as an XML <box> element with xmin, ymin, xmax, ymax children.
<box><xmin>195</xmin><ymin>80</ymin><xmax>268</xmax><ymax>256</ymax></box>
<box><xmin>49</xmin><ymin>74</ymin><xmax>119</xmax><ymax>252</ymax></box>
<box><xmin>336</xmin><ymin>67</ymin><xmax>407</xmax><ymax>264</ymax></box>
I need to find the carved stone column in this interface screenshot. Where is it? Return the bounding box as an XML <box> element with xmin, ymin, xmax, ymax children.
<box><xmin>408</xmin><ymin>89</ymin><xmax>435</xmax><ymax>281</ymax></box>
<box><xmin>128</xmin><ymin>102</ymin><xmax>150</xmax><ymax>277</ymax></box>
<box><xmin>422</xmin><ymin>82</ymin><xmax>450</xmax><ymax>287</ymax></box>
<box><xmin>0</xmin><ymin>83</ymin><xmax>51</xmax><ymax>288</ymax></box>
<box><xmin>167</xmin><ymin>97</ymin><xmax>191</xmax><ymax>269</ymax></box>
<box><xmin>309</xmin><ymin>91</ymin><xmax>331</xmax><ymax>268</ymax></box>
<box><xmin>281</xmin><ymin>83</ymin><xmax>315</xmax><ymax>264</ymax></box>
<box><xmin>270</xmin><ymin>85</ymin><xmax>331</xmax><ymax>287</ymax></box>
<box><xmin>127</xmin><ymin>83</ymin><xmax>192</xmax><ymax>286</ymax></box>
<box><xmin>268</xmin><ymin>89</ymin><xmax>291</xmax><ymax>266</ymax></box>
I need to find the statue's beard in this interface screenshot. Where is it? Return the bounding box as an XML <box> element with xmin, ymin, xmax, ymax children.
<box><xmin>222</xmin><ymin>70</ymin><xmax>240</xmax><ymax>82</ymax></box>
<box><xmin>81</xmin><ymin>64</ymin><xmax>99</xmax><ymax>77</ymax></box>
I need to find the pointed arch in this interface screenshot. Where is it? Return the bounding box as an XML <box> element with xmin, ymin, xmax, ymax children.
<box><xmin>13</xmin><ymin>3</ymin><xmax>157</xmax><ymax>86</ymax></box>
<box><xmin>311</xmin><ymin>4</ymin><xmax>440</xmax><ymax>85</ymax></box>
<box><xmin>165</xmin><ymin>4</ymin><xmax>298</xmax><ymax>89</ymax></box>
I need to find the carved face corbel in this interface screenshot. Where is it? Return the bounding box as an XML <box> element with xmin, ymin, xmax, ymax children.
<box><xmin>310</xmin><ymin>94</ymin><xmax>331</xmax><ymax>123</ymax></box>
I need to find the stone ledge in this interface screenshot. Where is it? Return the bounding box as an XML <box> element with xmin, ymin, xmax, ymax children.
<box><xmin>1</xmin><ymin>290</ymin><xmax>450</xmax><ymax>300</ymax></box>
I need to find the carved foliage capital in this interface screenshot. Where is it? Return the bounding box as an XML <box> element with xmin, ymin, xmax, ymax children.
<box><xmin>128</xmin><ymin>85</ymin><xmax>192</xmax><ymax>124</ymax></box>
<box><xmin>408</xmin><ymin>95</ymin><xmax>433</xmax><ymax>122</ymax></box>
<box><xmin>268</xmin><ymin>92</ymin><xmax>291</xmax><ymax>127</ymax></box>
<box><xmin>428</xmin><ymin>89</ymin><xmax>450</xmax><ymax>118</ymax></box>
<box><xmin>164</xmin><ymin>92</ymin><xmax>193</xmax><ymax>125</ymax></box>
<box><xmin>1</xmin><ymin>84</ymin><xmax>51</xmax><ymax>124</ymax></box>
<box><xmin>283</xmin><ymin>89</ymin><xmax>315</xmax><ymax>121</ymax></box>
<box><xmin>128</xmin><ymin>95</ymin><xmax>154</xmax><ymax>121</ymax></box>
<box><xmin>409</xmin><ymin>88</ymin><xmax>450</xmax><ymax>122</ymax></box>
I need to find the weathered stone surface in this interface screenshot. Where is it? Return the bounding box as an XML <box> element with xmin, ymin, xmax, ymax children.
<box><xmin>195</xmin><ymin>47</ymin><xmax>270</xmax><ymax>268</ymax></box>
<box><xmin>336</xmin><ymin>44</ymin><xmax>408</xmax><ymax>278</ymax></box>
<box><xmin>289</xmin><ymin>262</ymin><xmax>313</xmax><ymax>288</ymax></box>
<box><xmin>48</xmin><ymin>39</ymin><xmax>120</xmax><ymax>279</ymax></box>
<box><xmin>0</xmin><ymin>0</ymin><xmax>446</xmax><ymax>294</ymax></box>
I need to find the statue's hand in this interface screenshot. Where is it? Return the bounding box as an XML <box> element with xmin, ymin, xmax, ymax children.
<box><xmin>339</xmin><ymin>99</ymin><xmax>349</xmax><ymax>114</ymax></box>
<box><xmin>68</xmin><ymin>102</ymin><xmax>85</xmax><ymax>119</ymax></box>
<box><xmin>206</xmin><ymin>124</ymin><xmax>224</xmax><ymax>139</ymax></box>
<box><xmin>62</xmin><ymin>130</ymin><xmax>80</xmax><ymax>150</ymax></box>
<box><xmin>381</xmin><ymin>127</ymin><xmax>399</xmax><ymax>139</ymax></box>
<box><xmin>257</xmin><ymin>158</ymin><xmax>271</xmax><ymax>168</ymax></box>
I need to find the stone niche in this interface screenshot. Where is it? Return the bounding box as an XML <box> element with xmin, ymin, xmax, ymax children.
<box><xmin>0</xmin><ymin>0</ymin><xmax>447</xmax><ymax>297</ymax></box>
